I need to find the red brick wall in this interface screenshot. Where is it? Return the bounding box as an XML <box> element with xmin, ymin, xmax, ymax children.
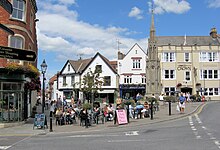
<box><xmin>0</xmin><ymin>0</ymin><xmax>38</xmax><ymax>67</ymax></box>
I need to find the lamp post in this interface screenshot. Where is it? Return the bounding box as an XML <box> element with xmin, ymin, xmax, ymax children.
<box><xmin>41</xmin><ymin>59</ymin><xmax>47</xmax><ymax>113</ymax></box>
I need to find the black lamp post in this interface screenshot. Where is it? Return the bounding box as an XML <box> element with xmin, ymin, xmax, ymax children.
<box><xmin>41</xmin><ymin>59</ymin><xmax>47</xmax><ymax>113</ymax></box>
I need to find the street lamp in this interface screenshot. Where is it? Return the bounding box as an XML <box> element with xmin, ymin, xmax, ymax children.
<box><xmin>41</xmin><ymin>59</ymin><xmax>47</xmax><ymax>113</ymax></box>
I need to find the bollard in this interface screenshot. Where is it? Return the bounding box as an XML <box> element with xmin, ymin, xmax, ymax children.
<box><xmin>85</xmin><ymin>110</ymin><xmax>88</xmax><ymax>128</ymax></box>
<box><xmin>150</xmin><ymin>101</ymin><xmax>153</xmax><ymax>120</ymax></box>
<box><xmin>114</xmin><ymin>110</ymin><xmax>117</xmax><ymax>125</ymax></box>
<box><xmin>169</xmin><ymin>101</ymin><xmax>171</xmax><ymax>116</ymax></box>
<box><xmin>126</xmin><ymin>104</ymin><xmax>129</xmax><ymax>123</ymax></box>
<box><xmin>49</xmin><ymin>111</ymin><xmax>53</xmax><ymax>132</ymax></box>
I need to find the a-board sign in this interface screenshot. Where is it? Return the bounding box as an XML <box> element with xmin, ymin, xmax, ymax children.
<box><xmin>0</xmin><ymin>45</ymin><xmax>36</xmax><ymax>62</ymax></box>
<box><xmin>34</xmin><ymin>114</ymin><xmax>46</xmax><ymax>129</ymax></box>
<box><xmin>116</xmin><ymin>109</ymin><xmax>128</xmax><ymax>125</ymax></box>
<box><xmin>0</xmin><ymin>0</ymin><xmax>13</xmax><ymax>14</ymax></box>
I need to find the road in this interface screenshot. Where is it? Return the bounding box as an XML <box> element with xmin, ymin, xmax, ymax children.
<box><xmin>1</xmin><ymin>102</ymin><xmax>220</xmax><ymax>150</ymax></box>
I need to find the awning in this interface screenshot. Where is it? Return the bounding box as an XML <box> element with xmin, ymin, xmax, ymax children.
<box><xmin>97</xmin><ymin>90</ymin><xmax>115</xmax><ymax>93</ymax></box>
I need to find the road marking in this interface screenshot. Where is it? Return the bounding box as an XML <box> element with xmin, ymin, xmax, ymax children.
<box><xmin>69</xmin><ymin>134</ymin><xmax>120</xmax><ymax>138</ymax></box>
<box><xmin>125</xmin><ymin>131</ymin><xmax>139</xmax><ymax>136</ymax></box>
<box><xmin>108</xmin><ymin>139</ymin><xmax>145</xmax><ymax>143</ymax></box>
<box><xmin>194</xmin><ymin>114</ymin><xmax>202</xmax><ymax>124</ymax></box>
<box><xmin>0</xmin><ymin>146</ymin><xmax>11</xmax><ymax>150</ymax></box>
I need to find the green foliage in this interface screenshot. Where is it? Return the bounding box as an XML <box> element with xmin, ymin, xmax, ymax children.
<box><xmin>83</xmin><ymin>103</ymin><xmax>92</xmax><ymax>110</ymax></box>
<box><xmin>81</xmin><ymin>69</ymin><xmax>103</xmax><ymax>96</ymax></box>
<box><xmin>147</xmin><ymin>97</ymin><xmax>158</xmax><ymax>103</ymax></box>
<box><xmin>164</xmin><ymin>96</ymin><xmax>176</xmax><ymax>103</ymax></box>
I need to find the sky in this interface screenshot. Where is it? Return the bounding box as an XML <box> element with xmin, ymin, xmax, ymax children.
<box><xmin>36</xmin><ymin>0</ymin><xmax>220</xmax><ymax>80</ymax></box>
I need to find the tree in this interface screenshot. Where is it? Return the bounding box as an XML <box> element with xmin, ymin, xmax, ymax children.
<box><xmin>81</xmin><ymin>69</ymin><xmax>103</xmax><ymax>104</ymax></box>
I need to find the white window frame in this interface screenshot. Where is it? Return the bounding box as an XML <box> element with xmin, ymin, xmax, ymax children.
<box><xmin>200</xmin><ymin>69</ymin><xmax>219</xmax><ymax>80</ymax></box>
<box><xmin>141</xmin><ymin>76</ymin><xmax>146</xmax><ymax>83</ymax></box>
<box><xmin>12</xmin><ymin>0</ymin><xmax>26</xmax><ymax>21</ymax></box>
<box><xmin>185</xmin><ymin>71</ymin><xmax>191</xmax><ymax>81</ymax></box>
<box><xmin>132</xmin><ymin>59</ymin><xmax>141</xmax><ymax>69</ymax></box>
<box><xmin>124</xmin><ymin>76</ymin><xmax>132</xmax><ymax>84</ymax></box>
<box><xmin>164</xmin><ymin>87</ymin><xmax>175</xmax><ymax>96</ymax></box>
<box><xmin>162</xmin><ymin>52</ymin><xmax>176</xmax><ymax>62</ymax></box>
<box><xmin>200</xmin><ymin>52</ymin><xmax>219</xmax><ymax>62</ymax></box>
<box><xmin>163</xmin><ymin>69</ymin><xmax>176</xmax><ymax>80</ymax></box>
<box><xmin>184</xmin><ymin>53</ymin><xmax>190</xmax><ymax>62</ymax></box>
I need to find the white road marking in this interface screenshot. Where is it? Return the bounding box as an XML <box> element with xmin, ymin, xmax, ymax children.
<box><xmin>125</xmin><ymin>131</ymin><xmax>139</xmax><ymax>136</ymax></box>
<box><xmin>108</xmin><ymin>139</ymin><xmax>145</xmax><ymax>143</ymax></box>
<box><xmin>194</xmin><ymin>114</ymin><xmax>202</xmax><ymax>124</ymax></box>
<box><xmin>0</xmin><ymin>146</ymin><xmax>11</xmax><ymax>150</ymax></box>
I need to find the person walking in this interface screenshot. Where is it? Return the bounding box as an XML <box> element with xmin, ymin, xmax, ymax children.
<box><xmin>179</xmin><ymin>93</ymin><xmax>186</xmax><ymax>113</ymax></box>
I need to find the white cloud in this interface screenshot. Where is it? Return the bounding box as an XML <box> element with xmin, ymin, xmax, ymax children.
<box><xmin>150</xmin><ymin>0</ymin><xmax>191</xmax><ymax>14</ymax></box>
<box><xmin>208</xmin><ymin>0</ymin><xmax>220</xmax><ymax>8</ymax></box>
<box><xmin>128</xmin><ymin>7</ymin><xmax>143</xmax><ymax>20</ymax></box>
<box><xmin>36</xmin><ymin>1</ymin><xmax>146</xmax><ymax>62</ymax></box>
<box><xmin>59</xmin><ymin>0</ymin><xmax>76</xmax><ymax>5</ymax></box>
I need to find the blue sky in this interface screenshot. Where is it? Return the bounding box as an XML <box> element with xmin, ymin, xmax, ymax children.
<box><xmin>36</xmin><ymin>0</ymin><xmax>220</xmax><ymax>79</ymax></box>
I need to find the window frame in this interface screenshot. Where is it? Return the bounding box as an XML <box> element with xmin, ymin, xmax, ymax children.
<box><xmin>11</xmin><ymin>0</ymin><xmax>26</xmax><ymax>21</ymax></box>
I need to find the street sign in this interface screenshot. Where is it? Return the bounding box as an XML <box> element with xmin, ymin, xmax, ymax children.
<box><xmin>0</xmin><ymin>0</ymin><xmax>13</xmax><ymax>14</ymax></box>
<box><xmin>0</xmin><ymin>23</ymin><xmax>14</xmax><ymax>35</ymax></box>
<box><xmin>0</xmin><ymin>45</ymin><xmax>36</xmax><ymax>62</ymax></box>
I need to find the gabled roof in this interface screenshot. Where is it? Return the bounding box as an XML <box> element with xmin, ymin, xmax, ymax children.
<box><xmin>124</xmin><ymin>43</ymin><xmax>146</xmax><ymax>57</ymax></box>
<box><xmin>156</xmin><ymin>36</ymin><xmax>220</xmax><ymax>46</ymax></box>
<box><xmin>81</xmin><ymin>52</ymin><xmax>118</xmax><ymax>75</ymax></box>
<box><xmin>49</xmin><ymin>74</ymin><xmax>57</xmax><ymax>85</ymax></box>
<box><xmin>60</xmin><ymin>58</ymin><xmax>92</xmax><ymax>74</ymax></box>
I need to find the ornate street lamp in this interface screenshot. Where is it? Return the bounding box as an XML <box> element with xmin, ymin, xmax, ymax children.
<box><xmin>41</xmin><ymin>59</ymin><xmax>47</xmax><ymax>113</ymax></box>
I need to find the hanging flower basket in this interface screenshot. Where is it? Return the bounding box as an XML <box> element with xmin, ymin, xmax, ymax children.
<box><xmin>176</xmin><ymin>83</ymin><xmax>182</xmax><ymax>88</ymax></box>
<box><xmin>196</xmin><ymin>83</ymin><xmax>201</xmax><ymax>87</ymax></box>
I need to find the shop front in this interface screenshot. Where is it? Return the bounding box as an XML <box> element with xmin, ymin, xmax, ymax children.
<box><xmin>0</xmin><ymin>83</ymin><xmax>24</xmax><ymax>122</ymax></box>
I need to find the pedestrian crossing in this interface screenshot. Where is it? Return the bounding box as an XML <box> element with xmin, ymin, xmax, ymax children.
<box><xmin>189</xmin><ymin>114</ymin><xmax>220</xmax><ymax>149</ymax></box>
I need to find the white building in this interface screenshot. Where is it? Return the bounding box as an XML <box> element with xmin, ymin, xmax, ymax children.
<box><xmin>117</xmin><ymin>43</ymin><xmax>147</xmax><ymax>99</ymax></box>
<box><xmin>55</xmin><ymin>52</ymin><xmax>118</xmax><ymax>104</ymax></box>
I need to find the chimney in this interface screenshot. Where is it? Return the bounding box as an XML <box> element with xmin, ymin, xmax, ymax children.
<box><xmin>210</xmin><ymin>27</ymin><xmax>217</xmax><ymax>38</ymax></box>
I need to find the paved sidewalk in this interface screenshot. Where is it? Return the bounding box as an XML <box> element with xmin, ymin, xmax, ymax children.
<box><xmin>0</xmin><ymin>102</ymin><xmax>204</xmax><ymax>136</ymax></box>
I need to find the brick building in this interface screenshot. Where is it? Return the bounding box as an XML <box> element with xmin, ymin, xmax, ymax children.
<box><xmin>0</xmin><ymin>0</ymin><xmax>38</xmax><ymax>123</ymax></box>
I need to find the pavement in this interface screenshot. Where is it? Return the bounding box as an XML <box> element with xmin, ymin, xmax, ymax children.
<box><xmin>0</xmin><ymin>102</ymin><xmax>205</xmax><ymax>136</ymax></box>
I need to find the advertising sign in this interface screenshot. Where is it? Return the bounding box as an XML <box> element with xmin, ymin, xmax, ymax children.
<box><xmin>116</xmin><ymin>109</ymin><xmax>128</xmax><ymax>125</ymax></box>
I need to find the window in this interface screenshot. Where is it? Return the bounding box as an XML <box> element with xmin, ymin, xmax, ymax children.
<box><xmin>10</xmin><ymin>36</ymin><xmax>23</xmax><ymax>48</ymax></box>
<box><xmin>71</xmin><ymin>76</ymin><xmax>75</xmax><ymax>86</ymax></box>
<box><xmin>103</xmin><ymin>76</ymin><xmax>111</xmax><ymax>86</ymax></box>
<box><xmin>184</xmin><ymin>53</ymin><xmax>190</xmax><ymax>62</ymax></box>
<box><xmin>133</xmin><ymin>59</ymin><xmax>141</xmax><ymax>69</ymax></box>
<box><xmin>164</xmin><ymin>87</ymin><xmax>175</xmax><ymax>96</ymax></box>
<box><xmin>12</xmin><ymin>0</ymin><xmax>25</xmax><ymax>21</ymax></box>
<box><xmin>63</xmin><ymin>76</ymin><xmax>66</xmax><ymax>86</ymax></box>
<box><xmin>162</xmin><ymin>52</ymin><xmax>175</xmax><ymax>62</ymax></box>
<box><xmin>142</xmin><ymin>76</ymin><xmax>146</xmax><ymax>83</ymax></box>
<box><xmin>68</xmin><ymin>64</ymin><xmax>70</xmax><ymax>71</ymax></box>
<box><xmin>200</xmin><ymin>70</ymin><xmax>219</xmax><ymax>79</ymax></box>
<box><xmin>9</xmin><ymin>36</ymin><xmax>24</xmax><ymax>63</ymax></box>
<box><xmin>185</xmin><ymin>71</ymin><xmax>191</xmax><ymax>81</ymax></box>
<box><xmin>202</xmin><ymin>87</ymin><xmax>219</xmax><ymax>96</ymax></box>
<box><xmin>95</xmin><ymin>65</ymin><xmax>102</xmax><ymax>73</ymax></box>
<box><xmin>200</xmin><ymin>52</ymin><xmax>219</xmax><ymax>62</ymax></box>
<box><xmin>163</xmin><ymin>70</ymin><xmax>175</xmax><ymax>79</ymax></box>
<box><xmin>214</xmin><ymin>88</ymin><xmax>219</xmax><ymax>95</ymax></box>
<box><xmin>124</xmin><ymin>76</ymin><xmax>132</xmax><ymax>84</ymax></box>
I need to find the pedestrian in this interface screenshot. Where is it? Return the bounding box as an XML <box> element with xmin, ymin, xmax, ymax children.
<box><xmin>179</xmin><ymin>93</ymin><xmax>186</xmax><ymax>113</ymax></box>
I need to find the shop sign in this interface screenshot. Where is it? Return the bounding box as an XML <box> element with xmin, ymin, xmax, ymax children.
<box><xmin>177</xmin><ymin>65</ymin><xmax>191</xmax><ymax>71</ymax></box>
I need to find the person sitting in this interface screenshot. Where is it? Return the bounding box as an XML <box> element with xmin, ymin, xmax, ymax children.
<box><xmin>135</xmin><ymin>101</ymin><xmax>144</xmax><ymax>119</ymax></box>
<box><xmin>142</xmin><ymin>101</ymin><xmax>150</xmax><ymax>118</ymax></box>
<box><xmin>55</xmin><ymin>108</ymin><xmax>63</xmax><ymax>125</ymax></box>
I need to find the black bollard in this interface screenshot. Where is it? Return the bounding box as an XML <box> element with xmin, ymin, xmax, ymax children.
<box><xmin>114</xmin><ymin>110</ymin><xmax>117</xmax><ymax>125</ymax></box>
<box><xmin>169</xmin><ymin>101</ymin><xmax>171</xmax><ymax>116</ymax></box>
<box><xmin>85</xmin><ymin>110</ymin><xmax>88</xmax><ymax>128</ymax></box>
<box><xmin>150</xmin><ymin>101</ymin><xmax>153</xmax><ymax>120</ymax></box>
<box><xmin>49</xmin><ymin>111</ymin><xmax>53</xmax><ymax>132</ymax></box>
<box><xmin>127</xmin><ymin>104</ymin><xmax>129</xmax><ymax>123</ymax></box>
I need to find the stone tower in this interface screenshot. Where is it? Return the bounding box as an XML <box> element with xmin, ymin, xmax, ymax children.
<box><xmin>145</xmin><ymin>7</ymin><xmax>161</xmax><ymax>98</ymax></box>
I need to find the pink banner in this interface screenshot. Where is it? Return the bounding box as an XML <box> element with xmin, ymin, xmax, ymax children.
<box><xmin>116</xmin><ymin>109</ymin><xmax>128</xmax><ymax>125</ymax></box>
